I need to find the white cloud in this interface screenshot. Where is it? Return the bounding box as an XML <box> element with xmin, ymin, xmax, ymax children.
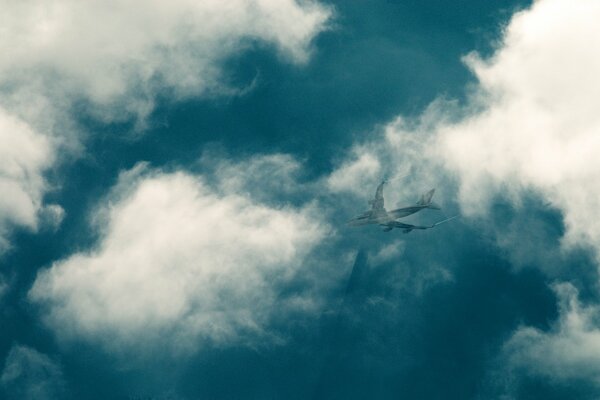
<box><xmin>0</xmin><ymin>0</ymin><xmax>332</xmax><ymax>123</ymax></box>
<box><xmin>327</xmin><ymin>151</ymin><xmax>381</xmax><ymax>196</ymax></box>
<box><xmin>502</xmin><ymin>283</ymin><xmax>600</xmax><ymax>384</ymax></box>
<box><xmin>0</xmin><ymin>107</ymin><xmax>55</xmax><ymax>252</ymax></box>
<box><xmin>0</xmin><ymin>0</ymin><xmax>331</xmax><ymax>252</ymax></box>
<box><xmin>436</xmin><ymin>0</ymin><xmax>600</xmax><ymax>252</ymax></box>
<box><xmin>330</xmin><ymin>0</ymin><xmax>600</xmax><ymax>258</ymax></box>
<box><xmin>329</xmin><ymin>0</ymin><xmax>600</xmax><ymax>389</ymax></box>
<box><xmin>205</xmin><ymin>152</ymin><xmax>307</xmax><ymax>201</ymax></box>
<box><xmin>0</xmin><ymin>344</ymin><xmax>67</xmax><ymax>400</ymax></box>
<box><xmin>368</xmin><ymin>239</ymin><xmax>405</xmax><ymax>265</ymax></box>
<box><xmin>37</xmin><ymin>204</ymin><xmax>65</xmax><ymax>232</ymax></box>
<box><xmin>30</xmin><ymin>158</ymin><xmax>328</xmax><ymax>353</ymax></box>
<box><xmin>327</xmin><ymin>112</ymin><xmax>453</xmax><ymax>213</ymax></box>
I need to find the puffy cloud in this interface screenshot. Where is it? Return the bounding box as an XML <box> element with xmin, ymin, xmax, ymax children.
<box><xmin>329</xmin><ymin>0</ymin><xmax>600</xmax><ymax>390</ymax></box>
<box><xmin>0</xmin><ymin>345</ymin><xmax>67</xmax><ymax>400</ymax></box>
<box><xmin>0</xmin><ymin>0</ymin><xmax>331</xmax><ymax>123</ymax></box>
<box><xmin>437</xmin><ymin>0</ymin><xmax>600</xmax><ymax>252</ymax></box>
<box><xmin>0</xmin><ymin>0</ymin><xmax>330</xmax><ymax>252</ymax></box>
<box><xmin>498</xmin><ymin>283</ymin><xmax>600</xmax><ymax>387</ymax></box>
<box><xmin>330</xmin><ymin>0</ymin><xmax>600</xmax><ymax>258</ymax></box>
<box><xmin>0</xmin><ymin>108</ymin><xmax>55</xmax><ymax>252</ymax></box>
<box><xmin>30</xmin><ymin>158</ymin><xmax>328</xmax><ymax>353</ymax></box>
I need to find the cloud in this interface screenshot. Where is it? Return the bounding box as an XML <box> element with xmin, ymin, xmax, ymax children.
<box><xmin>436</xmin><ymin>0</ymin><xmax>600</xmax><ymax>253</ymax></box>
<box><xmin>0</xmin><ymin>0</ymin><xmax>332</xmax><ymax>123</ymax></box>
<box><xmin>0</xmin><ymin>345</ymin><xmax>67</xmax><ymax>400</ymax></box>
<box><xmin>0</xmin><ymin>277</ymin><xmax>7</xmax><ymax>301</ymax></box>
<box><xmin>202</xmin><ymin>152</ymin><xmax>308</xmax><ymax>202</ymax></box>
<box><xmin>37</xmin><ymin>204</ymin><xmax>66</xmax><ymax>232</ymax></box>
<box><xmin>326</xmin><ymin>111</ymin><xmax>456</xmax><ymax>220</ymax></box>
<box><xmin>330</xmin><ymin>0</ymin><xmax>600</xmax><ymax>259</ymax></box>
<box><xmin>493</xmin><ymin>283</ymin><xmax>600</xmax><ymax>391</ymax></box>
<box><xmin>0</xmin><ymin>108</ymin><xmax>55</xmax><ymax>252</ymax></box>
<box><xmin>0</xmin><ymin>0</ymin><xmax>331</xmax><ymax>253</ymax></box>
<box><xmin>367</xmin><ymin>239</ymin><xmax>406</xmax><ymax>265</ymax></box>
<box><xmin>30</xmin><ymin>157</ymin><xmax>328</xmax><ymax>354</ymax></box>
<box><xmin>327</xmin><ymin>151</ymin><xmax>381</xmax><ymax>196</ymax></box>
<box><xmin>328</xmin><ymin>0</ymin><xmax>600</xmax><ymax>390</ymax></box>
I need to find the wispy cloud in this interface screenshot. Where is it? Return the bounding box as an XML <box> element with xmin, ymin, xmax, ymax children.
<box><xmin>0</xmin><ymin>344</ymin><xmax>67</xmax><ymax>400</ymax></box>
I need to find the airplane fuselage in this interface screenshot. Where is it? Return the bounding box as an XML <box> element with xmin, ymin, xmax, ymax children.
<box><xmin>347</xmin><ymin>214</ymin><xmax>391</xmax><ymax>226</ymax></box>
<box><xmin>347</xmin><ymin>182</ymin><xmax>440</xmax><ymax>229</ymax></box>
<box><xmin>347</xmin><ymin>204</ymin><xmax>429</xmax><ymax>226</ymax></box>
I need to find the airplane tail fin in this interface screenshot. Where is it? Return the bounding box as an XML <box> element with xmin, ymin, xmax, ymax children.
<box><xmin>417</xmin><ymin>189</ymin><xmax>438</xmax><ymax>209</ymax></box>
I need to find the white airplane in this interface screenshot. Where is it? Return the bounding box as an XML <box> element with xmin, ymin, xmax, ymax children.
<box><xmin>347</xmin><ymin>180</ymin><xmax>455</xmax><ymax>233</ymax></box>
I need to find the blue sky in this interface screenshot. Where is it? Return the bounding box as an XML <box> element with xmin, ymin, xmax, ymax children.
<box><xmin>3</xmin><ymin>0</ymin><xmax>600</xmax><ymax>399</ymax></box>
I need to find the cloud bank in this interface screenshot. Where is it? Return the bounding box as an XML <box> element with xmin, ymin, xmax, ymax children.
<box><xmin>30</xmin><ymin>157</ymin><xmax>328</xmax><ymax>353</ymax></box>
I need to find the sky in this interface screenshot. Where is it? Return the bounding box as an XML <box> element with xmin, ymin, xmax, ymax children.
<box><xmin>2</xmin><ymin>0</ymin><xmax>600</xmax><ymax>398</ymax></box>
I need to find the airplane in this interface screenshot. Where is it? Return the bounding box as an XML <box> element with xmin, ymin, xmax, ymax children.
<box><xmin>346</xmin><ymin>180</ymin><xmax>441</xmax><ymax>227</ymax></box>
<box><xmin>379</xmin><ymin>215</ymin><xmax>458</xmax><ymax>233</ymax></box>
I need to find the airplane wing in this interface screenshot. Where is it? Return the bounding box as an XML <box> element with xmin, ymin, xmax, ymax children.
<box><xmin>368</xmin><ymin>180</ymin><xmax>386</xmax><ymax>211</ymax></box>
<box><xmin>387</xmin><ymin>206</ymin><xmax>423</xmax><ymax>219</ymax></box>
<box><xmin>380</xmin><ymin>215</ymin><xmax>458</xmax><ymax>232</ymax></box>
<box><xmin>387</xmin><ymin>188</ymin><xmax>440</xmax><ymax>219</ymax></box>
